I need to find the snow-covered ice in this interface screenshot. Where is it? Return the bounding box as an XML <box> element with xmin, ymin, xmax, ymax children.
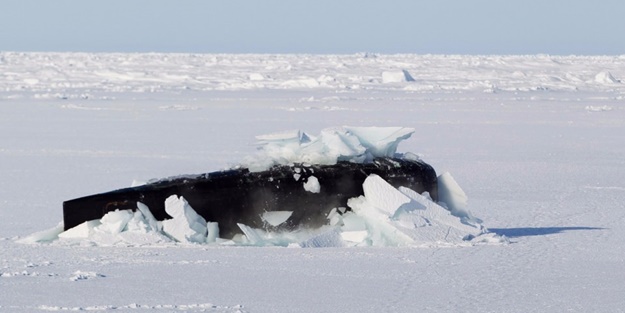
<box><xmin>2</xmin><ymin>52</ymin><xmax>625</xmax><ymax>312</ymax></box>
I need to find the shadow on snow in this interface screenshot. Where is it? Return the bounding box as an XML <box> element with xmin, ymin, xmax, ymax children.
<box><xmin>489</xmin><ymin>227</ymin><xmax>604</xmax><ymax>238</ymax></box>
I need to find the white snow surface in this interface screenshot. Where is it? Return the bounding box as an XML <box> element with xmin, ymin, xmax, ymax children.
<box><xmin>2</xmin><ymin>52</ymin><xmax>625</xmax><ymax>312</ymax></box>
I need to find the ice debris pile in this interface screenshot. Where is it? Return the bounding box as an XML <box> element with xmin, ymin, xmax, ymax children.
<box><xmin>20</xmin><ymin>173</ymin><xmax>499</xmax><ymax>247</ymax></box>
<box><xmin>243</xmin><ymin>126</ymin><xmax>417</xmax><ymax>172</ymax></box>
<box><xmin>19</xmin><ymin>126</ymin><xmax>504</xmax><ymax>247</ymax></box>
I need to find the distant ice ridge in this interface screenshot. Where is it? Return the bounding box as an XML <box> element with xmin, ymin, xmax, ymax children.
<box><xmin>18</xmin><ymin>173</ymin><xmax>503</xmax><ymax>248</ymax></box>
<box><xmin>242</xmin><ymin>126</ymin><xmax>416</xmax><ymax>172</ymax></box>
<box><xmin>2</xmin><ymin>53</ymin><xmax>624</xmax><ymax>96</ymax></box>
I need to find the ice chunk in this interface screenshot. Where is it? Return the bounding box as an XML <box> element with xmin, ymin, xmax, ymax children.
<box><xmin>36</xmin><ymin>205</ymin><xmax>170</xmax><ymax>246</ymax></box>
<box><xmin>261</xmin><ymin>211</ymin><xmax>293</xmax><ymax>227</ymax></box>
<box><xmin>303</xmin><ymin>176</ymin><xmax>321</xmax><ymax>193</ymax></box>
<box><xmin>255</xmin><ymin>129</ymin><xmax>303</xmax><ymax>143</ymax></box>
<box><xmin>401</xmin><ymin>151</ymin><xmax>421</xmax><ymax>161</ymax></box>
<box><xmin>88</xmin><ymin>208</ymin><xmax>172</xmax><ymax>246</ymax></box>
<box><xmin>137</xmin><ymin>202</ymin><xmax>160</xmax><ymax>231</ymax></box>
<box><xmin>58</xmin><ymin>220</ymin><xmax>101</xmax><ymax>239</ymax></box>
<box><xmin>69</xmin><ymin>271</ymin><xmax>105</xmax><ymax>281</ymax></box>
<box><xmin>16</xmin><ymin>222</ymin><xmax>64</xmax><ymax>243</ymax></box>
<box><xmin>248</xmin><ymin>73</ymin><xmax>265</xmax><ymax>81</ymax></box>
<box><xmin>382</xmin><ymin>70</ymin><xmax>415</xmax><ymax>83</ymax></box>
<box><xmin>242</xmin><ymin>126</ymin><xmax>414</xmax><ymax>171</ymax></box>
<box><xmin>362</xmin><ymin>174</ymin><xmax>412</xmax><ymax>216</ymax></box>
<box><xmin>161</xmin><ymin>195</ymin><xmax>208</xmax><ymax>243</ymax></box>
<box><xmin>346</xmin><ymin>195</ymin><xmax>414</xmax><ymax>246</ymax></box>
<box><xmin>246</xmin><ymin>130</ymin><xmax>310</xmax><ymax>171</ymax></box>
<box><xmin>298</xmin><ymin>228</ymin><xmax>344</xmax><ymax>248</ymax></box>
<box><xmin>97</xmin><ymin>229</ymin><xmax>172</xmax><ymax>246</ymax></box>
<box><xmin>398</xmin><ymin>186</ymin><xmax>484</xmax><ymax>240</ymax></box>
<box><xmin>130</xmin><ymin>179</ymin><xmax>146</xmax><ymax>187</ymax></box>
<box><xmin>327</xmin><ymin>208</ymin><xmax>343</xmax><ymax>226</ymax></box>
<box><xmin>395</xmin><ymin>212</ymin><xmax>430</xmax><ymax>229</ymax></box>
<box><xmin>280</xmin><ymin>78</ymin><xmax>320</xmax><ymax>88</ymax></box>
<box><xmin>341</xmin><ymin>212</ymin><xmax>367</xmax><ymax>231</ymax></box>
<box><xmin>347</xmin><ymin>175</ymin><xmax>486</xmax><ymax>246</ymax></box>
<box><xmin>594</xmin><ymin>71</ymin><xmax>620</xmax><ymax>84</ymax></box>
<box><xmin>125</xmin><ymin>210</ymin><xmax>151</xmax><ymax>233</ymax></box>
<box><xmin>206</xmin><ymin>222</ymin><xmax>219</xmax><ymax>243</ymax></box>
<box><xmin>344</xmin><ymin>126</ymin><xmax>414</xmax><ymax>157</ymax></box>
<box><xmin>95</xmin><ymin>209</ymin><xmax>133</xmax><ymax>234</ymax></box>
<box><xmin>237</xmin><ymin>223</ymin><xmax>264</xmax><ymax>245</ymax></box>
<box><xmin>316</xmin><ymin>127</ymin><xmax>367</xmax><ymax>162</ymax></box>
<box><xmin>585</xmin><ymin>105</ymin><xmax>613</xmax><ymax>112</ymax></box>
<box><xmin>396</xmin><ymin>187</ymin><xmax>428</xmax><ymax>211</ymax></box>
<box><xmin>341</xmin><ymin>230</ymin><xmax>368</xmax><ymax>244</ymax></box>
<box><xmin>437</xmin><ymin>172</ymin><xmax>469</xmax><ymax>218</ymax></box>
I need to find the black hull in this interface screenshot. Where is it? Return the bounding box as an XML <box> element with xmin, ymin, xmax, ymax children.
<box><xmin>63</xmin><ymin>157</ymin><xmax>438</xmax><ymax>238</ymax></box>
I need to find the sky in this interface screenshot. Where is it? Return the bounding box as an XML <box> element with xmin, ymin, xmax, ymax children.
<box><xmin>2</xmin><ymin>0</ymin><xmax>624</xmax><ymax>55</ymax></box>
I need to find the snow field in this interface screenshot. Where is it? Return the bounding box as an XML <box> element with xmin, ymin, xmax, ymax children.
<box><xmin>1</xmin><ymin>53</ymin><xmax>625</xmax><ymax>312</ymax></box>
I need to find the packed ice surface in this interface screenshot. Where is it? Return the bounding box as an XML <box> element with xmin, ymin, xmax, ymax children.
<box><xmin>3</xmin><ymin>52</ymin><xmax>625</xmax><ymax>312</ymax></box>
<box><xmin>3</xmin><ymin>53</ymin><xmax>621</xmax><ymax>95</ymax></box>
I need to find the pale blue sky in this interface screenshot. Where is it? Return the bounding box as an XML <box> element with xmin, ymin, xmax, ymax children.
<box><xmin>2</xmin><ymin>0</ymin><xmax>624</xmax><ymax>54</ymax></box>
